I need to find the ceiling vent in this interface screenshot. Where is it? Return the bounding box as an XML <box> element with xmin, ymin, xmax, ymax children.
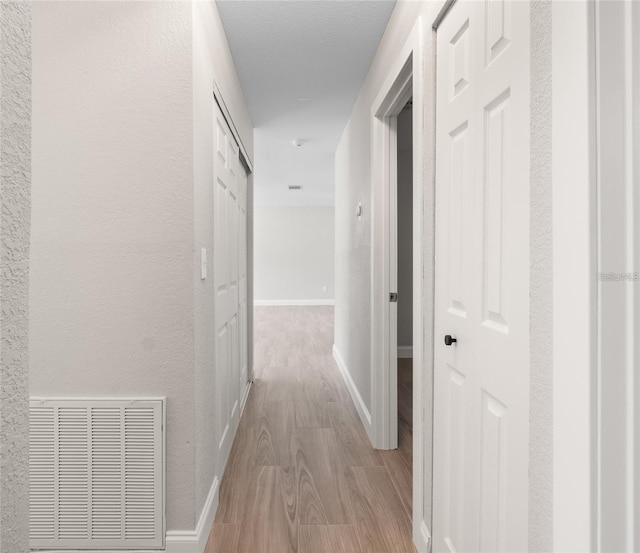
<box><xmin>288</xmin><ymin>185</ymin><xmax>303</xmax><ymax>190</ymax></box>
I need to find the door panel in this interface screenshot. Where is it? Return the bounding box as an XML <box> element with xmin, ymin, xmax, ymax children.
<box><xmin>434</xmin><ymin>1</ymin><xmax>530</xmax><ymax>551</ymax></box>
<box><xmin>213</xmin><ymin>105</ymin><xmax>248</xmax><ymax>471</ymax></box>
<box><xmin>238</xmin><ymin>168</ymin><xmax>248</xmax><ymax>391</ymax></box>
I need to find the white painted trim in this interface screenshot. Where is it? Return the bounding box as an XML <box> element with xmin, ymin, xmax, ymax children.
<box><xmin>212</xmin><ymin>81</ymin><xmax>253</xmax><ymax>172</ymax></box>
<box><xmin>253</xmin><ymin>299</ymin><xmax>335</xmax><ymax>306</ymax></box>
<box><xmin>371</xmin><ymin>54</ymin><xmax>412</xmax><ymax>452</ymax></box>
<box><xmin>419</xmin><ymin>520</ymin><xmax>431</xmax><ymax>549</ymax></box>
<box><xmin>552</xmin><ymin>1</ymin><xmax>598</xmax><ymax>550</ymax></box>
<box><xmin>165</xmin><ymin>476</ymin><xmax>219</xmax><ymax>553</ymax></box>
<box><xmin>369</xmin><ymin>17</ymin><xmax>429</xmax><ymax>553</ymax></box>
<box><xmin>397</xmin><ymin>346</ymin><xmax>413</xmax><ymax>359</ymax></box>
<box><xmin>332</xmin><ymin>344</ymin><xmax>374</xmax><ymax>443</ymax></box>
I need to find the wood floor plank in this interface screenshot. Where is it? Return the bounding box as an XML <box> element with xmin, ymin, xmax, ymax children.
<box><xmin>216</xmin><ymin>424</ymin><xmax>257</xmax><ymax>523</ymax></box>
<box><xmin>237</xmin><ymin>466</ymin><xmax>297</xmax><ymax>553</ymax></box>
<box><xmin>294</xmin><ymin>388</ymin><xmax>331</xmax><ymax>428</ymax></box>
<box><xmin>398</xmin><ymin>416</ymin><xmax>413</xmax><ymax>467</ymax></box>
<box><xmin>318</xmin><ymin>355</ymin><xmax>352</xmax><ymax>402</ymax></box>
<box><xmin>328</xmin><ymin>401</ymin><xmax>383</xmax><ymax>467</ymax></box>
<box><xmin>350</xmin><ymin>467</ymin><xmax>416</xmax><ymax>553</ymax></box>
<box><xmin>255</xmin><ymin>401</ymin><xmax>295</xmax><ymax>467</ymax></box>
<box><xmin>292</xmin><ymin>428</ymin><xmax>355</xmax><ymax>525</ymax></box>
<box><xmin>380</xmin><ymin>448</ymin><xmax>412</xmax><ymax>520</ymax></box>
<box><xmin>299</xmin><ymin>525</ymin><xmax>363</xmax><ymax>553</ymax></box>
<box><xmin>205</xmin><ymin>523</ymin><xmax>240</xmax><ymax>553</ymax></box>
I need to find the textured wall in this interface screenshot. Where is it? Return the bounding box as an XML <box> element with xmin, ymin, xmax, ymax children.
<box><xmin>529</xmin><ymin>0</ymin><xmax>553</xmax><ymax>549</ymax></box>
<box><xmin>254</xmin><ymin>206</ymin><xmax>335</xmax><ymax>302</ymax></box>
<box><xmin>30</xmin><ymin>2</ymin><xmax>195</xmax><ymax>531</ymax></box>
<box><xmin>0</xmin><ymin>3</ymin><xmax>31</xmax><ymax>553</ymax></box>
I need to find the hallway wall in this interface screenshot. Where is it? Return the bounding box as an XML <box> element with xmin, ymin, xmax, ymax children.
<box><xmin>254</xmin><ymin>206</ymin><xmax>335</xmax><ymax>303</ymax></box>
<box><xmin>30</xmin><ymin>0</ymin><xmax>253</xmax><ymax>540</ymax></box>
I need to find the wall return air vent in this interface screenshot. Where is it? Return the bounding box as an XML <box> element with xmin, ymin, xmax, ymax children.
<box><xmin>288</xmin><ymin>185</ymin><xmax>303</xmax><ymax>190</ymax></box>
<box><xmin>29</xmin><ymin>398</ymin><xmax>165</xmax><ymax>550</ymax></box>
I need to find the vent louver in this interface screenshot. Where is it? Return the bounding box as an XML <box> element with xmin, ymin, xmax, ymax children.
<box><xmin>29</xmin><ymin>399</ymin><xmax>164</xmax><ymax>550</ymax></box>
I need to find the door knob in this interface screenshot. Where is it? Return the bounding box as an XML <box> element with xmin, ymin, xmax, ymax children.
<box><xmin>444</xmin><ymin>335</ymin><xmax>457</xmax><ymax>346</ymax></box>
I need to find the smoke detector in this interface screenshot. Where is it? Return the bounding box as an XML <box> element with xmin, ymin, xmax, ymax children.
<box><xmin>291</xmin><ymin>139</ymin><xmax>304</xmax><ymax>147</ymax></box>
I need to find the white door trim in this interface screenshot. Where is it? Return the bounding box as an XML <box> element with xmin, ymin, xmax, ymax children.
<box><xmin>552</xmin><ymin>1</ymin><xmax>598</xmax><ymax>550</ymax></box>
<box><xmin>593</xmin><ymin>1</ymin><xmax>639</xmax><ymax>549</ymax></box>
<box><xmin>370</xmin><ymin>17</ymin><xmax>429</xmax><ymax>552</ymax></box>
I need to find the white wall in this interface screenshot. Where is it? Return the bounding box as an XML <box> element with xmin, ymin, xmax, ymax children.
<box><xmin>0</xmin><ymin>4</ymin><xmax>31</xmax><ymax>552</ymax></box>
<box><xmin>397</xmin><ymin>107</ymin><xmax>413</xmax><ymax>350</ymax></box>
<box><xmin>30</xmin><ymin>0</ymin><xmax>253</xmax><ymax>539</ymax></box>
<box><xmin>334</xmin><ymin>0</ymin><xmax>553</xmax><ymax>547</ymax></box>
<box><xmin>254</xmin><ymin>206</ymin><xmax>334</xmax><ymax>303</ymax></box>
<box><xmin>30</xmin><ymin>1</ymin><xmax>195</xmax><ymax>531</ymax></box>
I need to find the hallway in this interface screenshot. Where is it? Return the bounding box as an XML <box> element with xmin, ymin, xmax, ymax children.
<box><xmin>206</xmin><ymin>307</ymin><xmax>415</xmax><ymax>553</ymax></box>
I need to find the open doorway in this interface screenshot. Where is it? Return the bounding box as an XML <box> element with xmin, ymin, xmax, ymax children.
<box><xmin>396</xmin><ymin>99</ymin><xmax>414</xmax><ymax>478</ymax></box>
<box><xmin>369</xmin><ymin>19</ymin><xmax>431</xmax><ymax>551</ymax></box>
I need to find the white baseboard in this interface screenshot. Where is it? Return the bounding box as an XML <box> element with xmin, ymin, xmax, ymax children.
<box><xmin>332</xmin><ymin>344</ymin><xmax>374</xmax><ymax>444</ymax></box>
<box><xmin>254</xmin><ymin>299</ymin><xmax>335</xmax><ymax>306</ymax></box>
<box><xmin>165</xmin><ymin>475</ymin><xmax>219</xmax><ymax>553</ymax></box>
<box><xmin>398</xmin><ymin>346</ymin><xmax>413</xmax><ymax>359</ymax></box>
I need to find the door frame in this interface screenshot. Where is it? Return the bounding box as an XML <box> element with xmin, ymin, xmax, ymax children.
<box><xmin>371</xmin><ymin>60</ymin><xmax>411</xmax><ymax>452</ymax></box>
<box><xmin>592</xmin><ymin>0</ymin><xmax>639</xmax><ymax>549</ymax></box>
<box><xmin>551</xmin><ymin>2</ymin><xmax>598</xmax><ymax>550</ymax></box>
<box><xmin>370</xmin><ymin>17</ymin><xmax>432</xmax><ymax>552</ymax></box>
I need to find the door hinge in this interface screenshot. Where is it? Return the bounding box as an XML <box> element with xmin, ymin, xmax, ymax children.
<box><xmin>390</xmin><ymin>292</ymin><xmax>398</xmax><ymax>303</ymax></box>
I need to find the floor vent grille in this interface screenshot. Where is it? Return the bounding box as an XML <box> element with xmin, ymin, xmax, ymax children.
<box><xmin>29</xmin><ymin>398</ymin><xmax>164</xmax><ymax>550</ymax></box>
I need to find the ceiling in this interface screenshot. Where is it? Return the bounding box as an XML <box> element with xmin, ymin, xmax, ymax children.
<box><xmin>216</xmin><ymin>0</ymin><xmax>397</xmax><ymax>207</ymax></box>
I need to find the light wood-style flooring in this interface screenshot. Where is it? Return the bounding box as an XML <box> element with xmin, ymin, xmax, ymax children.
<box><xmin>205</xmin><ymin>306</ymin><xmax>415</xmax><ymax>553</ymax></box>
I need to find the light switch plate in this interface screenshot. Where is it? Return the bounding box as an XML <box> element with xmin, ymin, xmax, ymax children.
<box><xmin>200</xmin><ymin>248</ymin><xmax>207</xmax><ymax>280</ymax></box>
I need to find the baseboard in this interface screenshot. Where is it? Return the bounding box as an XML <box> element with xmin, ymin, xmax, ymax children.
<box><xmin>239</xmin><ymin>379</ymin><xmax>251</xmax><ymax>417</ymax></box>
<box><xmin>332</xmin><ymin>344</ymin><xmax>374</xmax><ymax>444</ymax></box>
<box><xmin>398</xmin><ymin>346</ymin><xmax>413</xmax><ymax>359</ymax></box>
<box><xmin>254</xmin><ymin>299</ymin><xmax>335</xmax><ymax>306</ymax></box>
<box><xmin>165</xmin><ymin>474</ymin><xmax>219</xmax><ymax>553</ymax></box>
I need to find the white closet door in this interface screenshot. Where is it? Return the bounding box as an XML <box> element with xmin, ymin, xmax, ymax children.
<box><xmin>238</xmin><ymin>165</ymin><xmax>248</xmax><ymax>396</ymax></box>
<box><xmin>213</xmin><ymin>103</ymin><xmax>242</xmax><ymax>467</ymax></box>
<box><xmin>433</xmin><ymin>1</ymin><xmax>531</xmax><ymax>551</ymax></box>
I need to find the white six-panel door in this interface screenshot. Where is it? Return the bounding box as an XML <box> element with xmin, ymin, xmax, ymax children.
<box><xmin>214</xmin><ymin>103</ymin><xmax>248</xmax><ymax>472</ymax></box>
<box><xmin>433</xmin><ymin>1</ymin><xmax>530</xmax><ymax>551</ymax></box>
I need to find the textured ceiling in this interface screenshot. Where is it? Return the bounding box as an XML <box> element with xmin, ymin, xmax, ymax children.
<box><xmin>216</xmin><ymin>0</ymin><xmax>396</xmax><ymax>206</ymax></box>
